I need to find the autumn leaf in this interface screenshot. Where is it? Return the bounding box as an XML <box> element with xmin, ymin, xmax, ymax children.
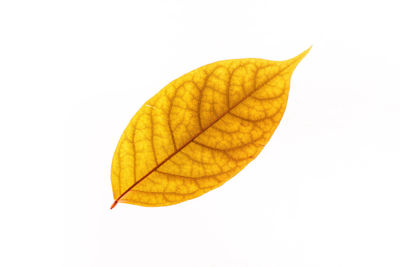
<box><xmin>110</xmin><ymin>48</ymin><xmax>310</xmax><ymax>208</ymax></box>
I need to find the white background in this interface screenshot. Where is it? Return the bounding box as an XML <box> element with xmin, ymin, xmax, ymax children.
<box><xmin>1</xmin><ymin>0</ymin><xmax>399</xmax><ymax>266</ymax></box>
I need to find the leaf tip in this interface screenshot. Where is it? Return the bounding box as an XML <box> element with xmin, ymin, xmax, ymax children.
<box><xmin>293</xmin><ymin>45</ymin><xmax>312</xmax><ymax>62</ymax></box>
<box><xmin>282</xmin><ymin>46</ymin><xmax>312</xmax><ymax>72</ymax></box>
<box><xmin>292</xmin><ymin>46</ymin><xmax>312</xmax><ymax>62</ymax></box>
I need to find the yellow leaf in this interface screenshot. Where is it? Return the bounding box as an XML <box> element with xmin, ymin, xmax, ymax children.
<box><xmin>111</xmin><ymin>48</ymin><xmax>310</xmax><ymax>208</ymax></box>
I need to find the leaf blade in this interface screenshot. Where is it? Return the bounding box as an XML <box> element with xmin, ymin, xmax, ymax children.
<box><xmin>111</xmin><ymin>48</ymin><xmax>310</xmax><ymax>208</ymax></box>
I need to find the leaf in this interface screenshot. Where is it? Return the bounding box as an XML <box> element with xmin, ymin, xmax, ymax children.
<box><xmin>110</xmin><ymin>48</ymin><xmax>310</xmax><ymax>208</ymax></box>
